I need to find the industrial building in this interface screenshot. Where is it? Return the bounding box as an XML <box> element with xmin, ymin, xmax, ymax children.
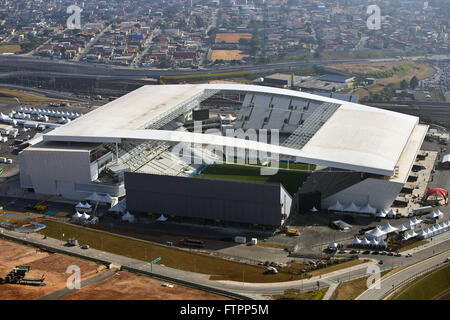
<box><xmin>18</xmin><ymin>84</ymin><xmax>427</xmax><ymax>226</ymax></box>
<box><xmin>125</xmin><ymin>172</ymin><xmax>292</xmax><ymax>227</ymax></box>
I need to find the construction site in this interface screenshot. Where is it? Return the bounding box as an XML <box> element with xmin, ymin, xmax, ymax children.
<box><xmin>0</xmin><ymin>239</ymin><xmax>231</xmax><ymax>300</ymax></box>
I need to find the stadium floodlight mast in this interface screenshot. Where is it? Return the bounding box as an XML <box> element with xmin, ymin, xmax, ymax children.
<box><xmin>170</xmin><ymin>121</ymin><xmax>280</xmax><ymax>176</ymax></box>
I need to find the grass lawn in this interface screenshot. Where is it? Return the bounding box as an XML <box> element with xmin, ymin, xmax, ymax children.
<box><xmin>308</xmin><ymin>259</ymin><xmax>366</xmax><ymax>277</ymax></box>
<box><xmin>391</xmin><ymin>264</ymin><xmax>450</xmax><ymax>300</ymax></box>
<box><xmin>0</xmin><ymin>44</ymin><xmax>21</xmax><ymax>54</ymax></box>
<box><xmin>195</xmin><ymin>163</ymin><xmax>312</xmax><ymax>196</ymax></box>
<box><xmin>0</xmin><ymin>88</ymin><xmax>62</xmax><ymax>104</ymax></box>
<box><xmin>273</xmin><ymin>288</ymin><xmax>328</xmax><ymax>300</ymax></box>
<box><xmin>397</xmin><ymin>240</ymin><xmax>429</xmax><ymax>252</ymax></box>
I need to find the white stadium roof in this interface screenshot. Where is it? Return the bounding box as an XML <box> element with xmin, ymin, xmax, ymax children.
<box><xmin>43</xmin><ymin>84</ymin><xmax>424</xmax><ymax>177</ymax></box>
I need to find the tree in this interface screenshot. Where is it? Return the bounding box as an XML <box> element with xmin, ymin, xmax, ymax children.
<box><xmin>410</xmin><ymin>76</ymin><xmax>419</xmax><ymax>90</ymax></box>
<box><xmin>400</xmin><ymin>79</ymin><xmax>409</xmax><ymax>90</ymax></box>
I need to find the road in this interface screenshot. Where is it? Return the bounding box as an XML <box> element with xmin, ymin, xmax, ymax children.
<box><xmin>356</xmin><ymin>249</ymin><xmax>449</xmax><ymax>300</ymax></box>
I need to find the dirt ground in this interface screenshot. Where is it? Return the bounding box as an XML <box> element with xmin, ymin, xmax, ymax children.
<box><xmin>215</xmin><ymin>33</ymin><xmax>252</xmax><ymax>44</ymax></box>
<box><xmin>326</xmin><ymin>61</ymin><xmax>435</xmax><ymax>99</ymax></box>
<box><xmin>0</xmin><ymin>239</ymin><xmax>105</xmax><ymax>300</ymax></box>
<box><xmin>210</xmin><ymin>50</ymin><xmax>249</xmax><ymax>61</ymax></box>
<box><xmin>62</xmin><ymin>270</ymin><xmax>231</xmax><ymax>300</ymax></box>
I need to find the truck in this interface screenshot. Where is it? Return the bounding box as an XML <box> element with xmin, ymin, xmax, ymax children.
<box><xmin>0</xmin><ymin>266</ymin><xmax>45</xmax><ymax>286</ymax></box>
<box><xmin>411</xmin><ymin>206</ymin><xmax>433</xmax><ymax>216</ymax></box>
<box><xmin>234</xmin><ymin>236</ymin><xmax>247</xmax><ymax>244</ymax></box>
<box><xmin>281</xmin><ymin>226</ymin><xmax>299</xmax><ymax>236</ymax></box>
<box><xmin>178</xmin><ymin>238</ymin><xmax>205</xmax><ymax>248</ymax></box>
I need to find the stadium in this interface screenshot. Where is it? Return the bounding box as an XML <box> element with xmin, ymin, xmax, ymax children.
<box><xmin>19</xmin><ymin>84</ymin><xmax>428</xmax><ymax>227</ymax></box>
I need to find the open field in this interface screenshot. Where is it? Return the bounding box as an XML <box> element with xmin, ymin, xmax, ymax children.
<box><xmin>0</xmin><ymin>45</ymin><xmax>21</xmax><ymax>54</ymax></box>
<box><xmin>326</xmin><ymin>61</ymin><xmax>435</xmax><ymax>99</ymax></box>
<box><xmin>308</xmin><ymin>259</ymin><xmax>366</xmax><ymax>277</ymax></box>
<box><xmin>0</xmin><ymin>88</ymin><xmax>63</xmax><ymax>104</ymax></box>
<box><xmin>63</xmin><ymin>270</ymin><xmax>230</xmax><ymax>300</ymax></box>
<box><xmin>195</xmin><ymin>163</ymin><xmax>311</xmax><ymax>196</ymax></box>
<box><xmin>391</xmin><ymin>264</ymin><xmax>450</xmax><ymax>300</ymax></box>
<box><xmin>0</xmin><ymin>239</ymin><xmax>104</xmax><ymax>300</ymax></box>
<box><xmin>210</xmin><ymin>50</ymin><xmax>249</xmax><ymax>61</ymax></box>
<box><xmin>215</xmin><ymin>33</ymin><xmax>252</xmax><ymax>44</ymax></box>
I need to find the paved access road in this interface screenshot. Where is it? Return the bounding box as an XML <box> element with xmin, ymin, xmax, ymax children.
<box><xmin>356</xmin><ymin>250</ymin><xmax>449</xmax><ymax>300</ymax></box>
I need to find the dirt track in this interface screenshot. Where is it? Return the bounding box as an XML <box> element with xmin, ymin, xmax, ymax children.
<box><xmin>63</xmin><ymin>270</ymin><xmax>231</xmax><ymax>300</ymax></box>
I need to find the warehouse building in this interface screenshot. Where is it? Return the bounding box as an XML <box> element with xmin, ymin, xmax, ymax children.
<box><xmin>125</xmin><ymin>172</ymin><xmax>292</xmax><ymax>228</ymax></box>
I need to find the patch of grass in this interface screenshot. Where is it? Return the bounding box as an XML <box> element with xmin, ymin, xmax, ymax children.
<box><xmin>0</xmin><ymin>44</ymin><xmax>21</xmax><ymax>54</ymax></box>
<box><xmin>397</xmin><ymin>240</ymin><xmax>428</xmax><ymax>252</ymax></box>
<box><xmin>273</xmin><ymin>288</ymin><xmax>328</xmax><ymax>300</ymax></box>
<box><xmin>391</xmin><ymin>264</ymin><xmax>450</xmax><ymax>300</ymax></box>
<box><xmin>0</xmin><ymin>88</ymin><xmax>62</xmax><ymax>104</ymax></box>
<box><xmin>195</xmin><ymin>163</ymin><xmax>311</xmax><ymax>196</ymax></box>
<box><xmin>332</xmin><ymin>269</ymin><xmax>391</xmax><ymax>300</ymax></box>
<box><xmin>38</xmin><ymin>219</ymin><xmax>306</xmax><ymax>283</ymax></box>
<box><xmin>309</xmin><ymin>259</ymin><xmax>366</xmax><ymax>277</ymax></box>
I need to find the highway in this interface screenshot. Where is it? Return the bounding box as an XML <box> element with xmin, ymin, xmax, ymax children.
<box><xmin>0</xmin><ymin>54</ymin><xmax>430</xmax><ymax>78</ymax></box>
<box><xmin>356</xmin><ymin>249</ymin><xmax>450</xmax><ymax>300</ymax></box>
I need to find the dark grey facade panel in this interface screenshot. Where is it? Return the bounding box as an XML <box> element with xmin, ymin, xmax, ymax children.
<box><xmin>124</xmin><ymin>172</ymin><xmax>283</xmax><ymax>226</ymax></box>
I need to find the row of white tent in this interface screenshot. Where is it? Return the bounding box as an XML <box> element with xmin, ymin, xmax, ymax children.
<box><xmin>328</xmin><ymin>201</ymin><xmax>378</xmax><ymax>214</ymax></box>
<box><xmin>426</xmin><ymin>209</ymin><xmax>444</xmax><ymax>220</ymax></box>
<box><xmin>365</xmin><ymin>218</ymin><xmax>424</xmax><ymax>241</ymax></box>
<box><xmin>415</xmin><ymin>220</ymin><xmax>450</xmax><ymax>240</ymax></box>
<box><xmin>352</xmin><ymin>236</ymin><xmax>388</xmax><ymax>248</ymax></box>
<box><xmin>84</xmin><ymin>192</ymin><xmax>119</xmax><ymax>206</ymax></box>
<box><xmin>16</xmin><ymin>107</ymin><xmax>82</xmax><ymax>119</ymax></box>
<box><xmin>71</xmin><ymin>211</ymin><xmax>99</xmax><ymax>224</ymax></box>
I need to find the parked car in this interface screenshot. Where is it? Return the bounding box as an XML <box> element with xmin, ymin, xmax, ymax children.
<box><xmin>380</xmin><ymin>251</ymin><xmax>387</xmax><ymax>255</ymax></box>
<box><xmin>396</xmin><ymin>253</ymin><xmax>402</xmax><ymax>257</ymax></box>
<box><xmin>338</xmin><ymin>250</ymin><xmax>347</xmax><ymax>254</ymax></box>
<box><xmin>445</xmin><ymin>257</ymin><xmax>450</xmax><ymax>262</ymax></box>
<box><xmin>378</xmin><ymin>260</ymin><xmax>384</xmax><ymax>265</ymax></box>
<box><xmin>350</xmin><ymin>250</ymin><xmax>358</xmax><ymax>254</ymax></box>
<box><xmin>387</xmin><ymin>252</ymin><xmax>394</xmax><ymax>256</ymax></box>
<box><xmin>362</xmin><ymin>250</ymin><xmax>370</xmax><ymax>254</ymax></box>
<box><xmin>372</xmin><ymin>251</ymin><xmax>379</xmax><ymax>255</ymax></box>
<box><xmin>406</xmin><ymin>253</ymin><xmax>412</xmax><ymax>258</ymax></box>
<box><xmin>81</xmin><ymin>245</ymin><xmax>89</xmax><ymax>249</ymax></box>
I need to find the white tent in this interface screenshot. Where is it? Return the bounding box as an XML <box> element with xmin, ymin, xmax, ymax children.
<box><xmin>101</xmin><ymin>193</ymin><xmax>115</xmax><ymax>204</ymax></box>
<box><xmin>343</xmin><ymin>202</ymin><xmax>360</xmax><ymax>213</ymax></box>
<box><xmin>403</xmin><ymin>220</ymin><xmax>416</xmax><ymax>230</ymax></box>
<box><xmin>411</xmin><ymin>217</ymin><xmax>423</xmax><ymax>226</ymax></box>
<box><xmin>397</xmin><ymin>224</ymin><xmax>408</xmax><ymax>232</ymax></box>
<box><xmin>376</xmin><ymin>210</ymin><xmax>387</xmax><ymax>218</ymax></box>
<box><xmin>75</xmin><ymin>202</ymin><xmax>84</xmax><ymax>208</ymax></box>
<box><xmin>352</xmin><ymin>237</ymin><xmax>362</xmax><ymax>246</ymax></box>
<box><xmin>417</xmin><ymin>229</ymin><xmax>428</xmax><ymax>238</ymax></box>
<box><xmin>328</xmin><ymin>200</ymin><xmax>344</xmax><ymax>211</ymax></box>
<box><xmin>370</xmin><ymin>238</ymin><xmax>379</xmax><ymax>246</ymax></box>
<box><xmin>381</xmin><ymin>222</ymin><xmax>398</xmax><ymax>234</ymax></box>
<box><xmin>409</xmin><ymin>229</ymin><xmax>418</xmax><ymax>238</ymax></box>
<box><xmin>365</xmin><ymin>226</ymin><xmax>386</xmax><ymax>240</ymax></box>
<box><xmin>328</xmin><ymin>241</ymin><xmax>338</xmax><ymax>249</ymax></box>
<box><xmin>387</xmin><ymin>209</ymin><xmax>397</xmax><ymax>218</ymax></box>
<box><xmin>72</xmin><ymin>211</ymin><xmax>82</xmax><ymax>220</ymax></box>
<box><xmin>360</xmin><ymin>203</ymin><xmax>377</xmax><ymax>214</ymax></box>
<box><xmin>122</xmin><ymin>211</ymin><xmax>135</xmax><ymax>223</ymax></box>
<box><xmin>86</xmin><ymin>192</ymin><xmax>102</xmax><ymax>202</ymax></box>
<box><xmin>80</xmin><ymin>213</ymin><xmax>90</xmax><ymax>220</ymax></box>
<box><xmin>156</xmin><ymin>214</ymin><xmax>168</xmax><ymax>222</ymax></box>
<box><xmin>310</xmin><ymin>206</ymin><xmax>319</xmax><ymax>213</ymax></box>
<box><xmin>378</xmin><ymin>238</ymin><xmax>387</xmax><ymax>247</ymax></box>
<box><xmin>83</xmin><ymin>202</ymin><xmax>92</xmax><ymax>209</ymax></box>
<box><xmin>361</xmin><ymin>237</ymin><xmax>371</xmax><ymax>246</ymax></box>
